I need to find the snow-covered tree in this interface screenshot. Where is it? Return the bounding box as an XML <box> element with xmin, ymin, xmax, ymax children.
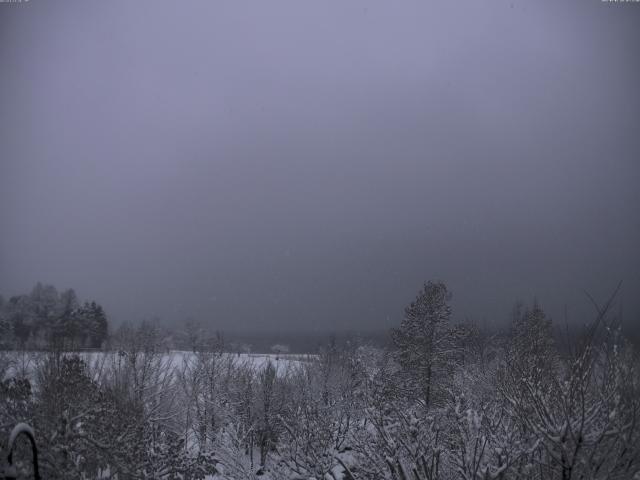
<box><xmin>391</xmin><ymin>281</ymin><xmax>458</xmax><ymax>408</ymax></box>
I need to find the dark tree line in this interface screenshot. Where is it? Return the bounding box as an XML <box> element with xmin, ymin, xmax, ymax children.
<box><xmin>0</xmin><ymin>283</ymin><xmax>109</xmax><ymax>350</ymax></box>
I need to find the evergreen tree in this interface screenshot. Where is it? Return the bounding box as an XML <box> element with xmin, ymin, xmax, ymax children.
<box><xmin>391</xmin><ymin>281</ymin><xmax>457</xmax><ymax>407</ymax></box>
<box><xmin>506</xmin><ymin>300</ymin><xmax>557</xmax><ymax>383</ymax></box>
<box><xmin>76</xmin><ymin>301</ymin><xmax>109</xmax><ymax>348</ymax></box>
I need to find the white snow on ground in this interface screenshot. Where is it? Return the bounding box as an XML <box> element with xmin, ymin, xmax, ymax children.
<box><xmin>0</xmin><ymin>350</ymin><xmax>316</xmax><ymax>381</ymax></box>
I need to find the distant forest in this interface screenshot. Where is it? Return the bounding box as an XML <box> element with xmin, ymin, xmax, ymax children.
<box><xmin>0</xmin><ymin>283</ymin><xmax>108</xmax><ymax>350</ymax></box>
<box><xmin>2</xmin><ymin>282</ymin><xmax>638</xmax><ymax>354</ymax></box>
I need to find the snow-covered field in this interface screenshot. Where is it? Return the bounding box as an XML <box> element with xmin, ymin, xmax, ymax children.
<box><xmin>0</xmin><ymin>350</ymin><xmax>316</xmax><ymax>380</ymax></box>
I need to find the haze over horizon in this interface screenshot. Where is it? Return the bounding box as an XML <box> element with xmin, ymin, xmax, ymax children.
<box><xmin>1</xmin><ymin>0</ymin><xmax>639</xmax><ymax>332</ymax></box>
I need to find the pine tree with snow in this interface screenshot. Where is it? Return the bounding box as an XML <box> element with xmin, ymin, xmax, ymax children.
<box><xmin>391</xmin><ymin>281</ymin><xmax>457</xmax><ymax>408</ymax></box>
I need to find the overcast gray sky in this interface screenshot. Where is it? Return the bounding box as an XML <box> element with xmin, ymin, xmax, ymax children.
<box><xmin>1</xmin><ymin>0</ymin><xmax>639</xmax><ymax>332</ymax></box>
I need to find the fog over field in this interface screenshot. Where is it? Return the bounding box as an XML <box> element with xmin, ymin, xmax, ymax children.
<box><xmin>1</xmin><ymin>0</ymin><xmax>639</xmax><ymax>332</ymax></box>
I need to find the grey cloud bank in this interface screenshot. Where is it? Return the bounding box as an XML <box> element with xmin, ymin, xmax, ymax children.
<box><xmin>1</xmin><ymin>0</ymin><xmax>639</xmax><ymax>331</ymax></box>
